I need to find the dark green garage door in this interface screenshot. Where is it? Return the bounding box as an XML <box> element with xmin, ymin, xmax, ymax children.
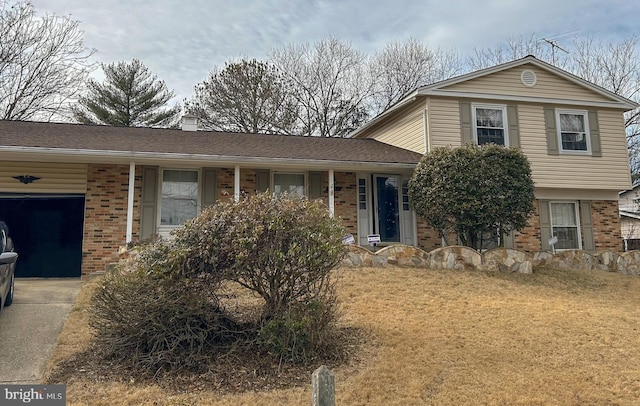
<box><xmin>0</xmin><ymin>196</ymin><xmax>84</xmax><ymax>277</ymax></box>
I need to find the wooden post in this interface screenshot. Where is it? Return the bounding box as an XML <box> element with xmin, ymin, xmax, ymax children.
<box><xmin>312</xmin><ymin>365</ymin><xmax>335</xmax><ymax>406</ymax></box>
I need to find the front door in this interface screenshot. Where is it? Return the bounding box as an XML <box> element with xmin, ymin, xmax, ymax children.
<box><xmin>374</xmin><ymin>175</ymin><xmax>400</xmax><ymax>243</ymax></box>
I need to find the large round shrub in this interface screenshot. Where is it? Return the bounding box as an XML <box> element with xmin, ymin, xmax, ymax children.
<box><xmin>91</xmin><ymin>192</ymin><xmax>347</xmax><ymax>369</ymax></box>
<box><xmin>176</xmin><ymin>192</ymin><xmax>346</xmax><ymax>320</ymax></box>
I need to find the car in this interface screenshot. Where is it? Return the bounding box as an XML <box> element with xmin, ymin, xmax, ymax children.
<box><xmin>0</xmin><ymin>221</ymin><xmax>17</xmax><ymax>313</ymax></box>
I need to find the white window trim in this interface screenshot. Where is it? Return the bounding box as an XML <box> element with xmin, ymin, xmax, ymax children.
<box><xmin>271</xmin><ymin>171</ymin><xmax>308</xmax><ymax>197</ymax></box>
<box><xmin>472</xmin><ymin>103</ymin><xmax>509</xmax><ymax>147</ymax></box>
<box><xmin>549</xmin><ymin>201</ymin><xmax>582</xmax><ymax>250</ymax></box>
<box><xmin>556</xmin><ymin>109</ymin><xmax>591</xmax><ymax>155</ymax></box>
<box><xmin>157</xmin><ymin>168</ymin><xmax>202</xmax><ymax>237</ymax></box>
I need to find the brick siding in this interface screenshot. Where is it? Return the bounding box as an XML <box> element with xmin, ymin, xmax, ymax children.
<box><xmin>82</xmin><ymin>164</ymin><xmax>141</xmax><ymax>276</ymax></box>
<box><xmin>591</xmin><ymin>200</ymin><xmax>622</xmax><ymax>251</ymax></box>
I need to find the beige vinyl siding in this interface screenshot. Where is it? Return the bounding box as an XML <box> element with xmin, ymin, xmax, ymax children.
<box><xmin>519</xmin><ymin>104</ymin><xmax>631</xmax><ymax>190</ymax></box>
<box><xmin>443</xmin><ymin>64</ymin><xmax>612</xmax><ymax>103</ymax></box>
<box><xmin>364</xmin><ymin>100</ymin><xmax>426</xmax><ymax>153</ymax></box>
<box><xmin>0</xmin><ymin>162</ymin><xmax>87</xmax><ymax>193</ymax></box>
<box><xmin>428</xmin><ymin>97</ymin><xmax>462</xmax><ymax>149</ymax></box>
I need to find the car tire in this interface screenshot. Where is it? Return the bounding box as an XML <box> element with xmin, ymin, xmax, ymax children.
<box><xmin>4</xmin><ymin>273</ymin><xmax>14</xmax><ymax>307</ymax></box>
<box><xmin>4</xmin><ymin>275</ymin><xmax>16</xmax><ymax>307</ymax></box>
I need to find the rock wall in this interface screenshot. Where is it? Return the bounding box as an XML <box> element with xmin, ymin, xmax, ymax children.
<box><xmin>342</xmin><ymin>244</ymin><xmax>640</xmax><ymax>275</ymax></box>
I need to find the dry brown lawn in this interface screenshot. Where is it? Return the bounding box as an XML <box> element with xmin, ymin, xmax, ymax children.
<box><xmin>44</xmin><ymin>266</ymin><xmax>640</xmax><ymax>405</ymax></box>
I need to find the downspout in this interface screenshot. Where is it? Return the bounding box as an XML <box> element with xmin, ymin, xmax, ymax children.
<box><xmin>329</xmin><ymin>169</ymin><xmax>335</xmax><ymax>218</ymax></box>
<box><xmin>126</xmin><ymin>161</ymin><xmax>135</xmax><ymax>244</ymax></box>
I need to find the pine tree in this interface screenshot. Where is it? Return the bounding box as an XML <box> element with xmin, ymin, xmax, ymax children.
<box><xmin>73</xmin><ymin>59</ymin><xmax>180</xmax><ymax>127</ymax></box>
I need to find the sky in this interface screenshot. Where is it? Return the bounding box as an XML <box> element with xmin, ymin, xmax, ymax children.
<box><xmin>28</xmin><ymin>0</ymin><xmax>638</xmax><ymax>105</ymax></box>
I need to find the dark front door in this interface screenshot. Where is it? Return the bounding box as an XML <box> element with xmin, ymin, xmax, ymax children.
<box><xmin>0</xmin><ymin>196</ymin><xmax>84</xmax><ymax>277</ymax></box>
<box><xmin>374</xmin><ymin>175</ymin><xmax>400</xmax><ymax>243</ymax></box>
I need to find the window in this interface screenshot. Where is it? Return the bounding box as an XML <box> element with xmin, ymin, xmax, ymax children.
<box><xmin>550</xmin><ymin>202</ymin><xmax>581</xmax><ymax>250</ymax></box>
<box><xmin>273</xmin><ymin>173</ymin><xmax>305</xmax><ymax>197</ymax></box>
<box><xmin>401</xmin><ymin>180</ymin><xmax>410</xmax><ymax>211</ymax></box>
<box><xmin>358</xmin><ymin>178</ymin><xmax>367</xmax><ymax>210</ymax></box>
<box><xmin>556</xmin><ymin>110</ymin><xmax>590</xmax><ymax>153</ymax></box>
<box><xmin>473</xmin><ymin>104</ymin><xmax>508</xmax><ymax>146</ymax></box>
<box><xmin>160</xmin><ymin>170</ymin><xmax>199</xmax><ymax>226</ymax></box>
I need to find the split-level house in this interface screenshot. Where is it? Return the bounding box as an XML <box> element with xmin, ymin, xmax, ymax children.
<box><xmin>349</xmin><ymin>55</ymin><xmax>637</xmax><ymax>254</ymax></box>
<box><xmin>0</xmin><ymin>55</ymin><xmax>636</xmax><ymax>278</ymax></box>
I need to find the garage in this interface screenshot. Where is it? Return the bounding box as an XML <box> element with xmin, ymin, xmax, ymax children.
<box><xmin>0</xmin><ymin>195</ymin><xmax>85</xmax><ymax>277</ymax></box>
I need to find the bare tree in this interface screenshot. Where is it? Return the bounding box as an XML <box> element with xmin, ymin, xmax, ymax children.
<box><xmin>369</xmin><ymin>38</ymin><xmax>461</xmax><ymax>113</ymax></box>
<box><xmin>0</xmin><ymin>1</ymin><xmax>94</xmax><ymax>121</ymax></box>
<box><xmin>468</xmin><ymin>33</ymin><xmax>570</xmax><ymax>70</ymax></box>
<box><xmin>270</xmin><ymin>37</ymin><xmax>372</xmax><ymax>137</ymax></box>
<box><xmin>184</xmin><ymin>59</ymin><xmax>299</xmax><ymax>134</ymax></box>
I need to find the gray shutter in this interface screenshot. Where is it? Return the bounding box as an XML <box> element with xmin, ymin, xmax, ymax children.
<box><xmin>309</xmin><ymin>171</ymin><xmax>322</xmax><ymax>200</ymax></box>
<box><xmin>256</xmin><ymin>169</ymin><xmax>270</xmax><ymax>193</ymax></box>
<box><xmin>580</xmin><ymin>201</ymin><xmax>595</xmax><ymax>252</ymax></box>
<box><xmin>507</xmin><ymin>105</ymin><xmax>520</xmax><ymax>148</ymax></box>
<box><xmin>202</xmin><ymin>168</ymin><xmax>217</xmax><ymax>207</ymax></box>
<box><xmin>539</xmin><ymin>200</ymin><xmax>551</xmax><ymax>251</ymax></box>
<box><xmin>460</xmin><ymin>101</ymin><xmax>473</xmax><ymax>144</ymax></box>
<box><xmin>588</xmin><ymin>110</ymin><xmax>602</xmax><ymax>157</ymax></box>
<box><xmin>544</xmin><ymin>106</ymin><xmax>559</xmax><ymax>155</ymax></box>
<box><xmin>140</xmin><ymin>166</ymin><xmax>158</xmax><ymax>239</ymax></box>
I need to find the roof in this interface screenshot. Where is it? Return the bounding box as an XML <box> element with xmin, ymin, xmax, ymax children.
<box><xmin>0</xmin><ymin>120</ymin><xmax>422</xmax><ymax>170</ymax></box>
<box><xmin>349</xmin><ymin>55</ymin><xmax>640</xmax><ymax>138</ymax></box>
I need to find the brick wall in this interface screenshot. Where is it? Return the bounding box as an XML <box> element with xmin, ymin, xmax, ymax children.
<box><xmin>333</xmin><ymin>172</ymin><xmax>358</xmax><ymax>238</ymax></box>
<box><xmin>591</xmin><ymin>200</ymin><xmax>622</xmax><ymax>251</ymax></box>
<box><xmin>216</xmin><ymin>167</ymin><xmax>235</xmax><ymax>201</ymax></box>
<box><xmin>513</xmin><ymin>199</ymin><xmax>622</xmax><ymax>253</ymax></box>
<box><xmin>82</xmin><ymin>164</ymin><xmax>141</xmax><ymax>276</ymax></box>
<box><xmin>514</xmin><ymin>200</ymin><xmax>542</xmax><ymax>251</ymax></box>
<box><xmin>416</xmin><ymin>218</ymin><xmax>442</xmax><ymax>252</ymax></box>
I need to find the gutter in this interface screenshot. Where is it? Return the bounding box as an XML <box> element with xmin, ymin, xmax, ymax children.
<box><xmin>0</xmin><ymin>146</ymin><xmax>419</xmax><ymax>171</ymax></box>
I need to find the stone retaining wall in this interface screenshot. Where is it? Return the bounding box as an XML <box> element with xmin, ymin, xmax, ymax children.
<box><xmin>342</xmin><ymin>244</ymin><xmax>640</xmax><ymax>275</ymax></box>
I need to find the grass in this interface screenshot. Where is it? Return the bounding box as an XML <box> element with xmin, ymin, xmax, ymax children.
<box><xmin>44</xmin><ymin>266</ymin><xmax>640</xmax><ymax>405</ymax></box>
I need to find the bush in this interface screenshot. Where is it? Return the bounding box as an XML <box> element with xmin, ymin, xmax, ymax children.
<box><xmin>176</xmin><ymin>192</ymin><xmax>346</xmax><ymax>320</ymax></box>
<box><xmin>408</xmin><ymin>143</ymin><xmax>534</xmax><ymax>248</ymax></box>
<box><xmin>90</xmin><ymin>192</ymin><xmax>347</xmax><ymax>373</ymax></box>
<box><xmin>257</xmin><ymin>298</ymin><xmax>338</xmax><ymax>362</ymax></box>
<box><xmin>89</xmin><ymin>267</ymin><xmax>241</xmax><ymax>374</ymax></box>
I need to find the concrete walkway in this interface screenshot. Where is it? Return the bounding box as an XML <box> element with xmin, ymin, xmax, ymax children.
<box><xmin>0</xmin><ymin>278</ymin><xmax>82</xmax><ymax>384</ymax></box>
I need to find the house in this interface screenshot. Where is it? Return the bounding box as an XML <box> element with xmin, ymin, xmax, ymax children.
<box><xmin>619</xmin><ymin>185</ymin><xmax>640</xmax><ymax>250</ymax></box>
<box><xmin>0</xmin><ymin>56</ymin><xmax>636</xmax><ymax>278</ymax></box>
<box><xmin>349</xmin><ymin>55</ymin><xmax>637</xmax><ymax>253</ymax></box>
<box><xmin>0</xmin><ymin>119</ymin><xmax>422</xmax><ymax>277</ymax></box>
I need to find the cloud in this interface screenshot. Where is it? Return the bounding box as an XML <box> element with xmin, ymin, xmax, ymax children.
<box><xmin>27</xmin><ymin>0</ymin><xmax>638</xmax><ymax>105</ymax></box>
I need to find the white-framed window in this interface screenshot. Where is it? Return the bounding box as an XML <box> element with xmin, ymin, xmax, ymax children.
<box><xmin>550</xmin><ymin>201</ymin><xmax>581</xmax><ymax>250</ymax></box>
<box><xmin>472</xmin><ymin>104</ymin><xmax>508</xmax><ymax>146</ymax></box>
<box><xmin>556</xmin><ymin>109</ymin><xmax>590</xmax><ymax>153</ymax></box>
<box><xmin>160</xmin><ymin>169</ymin><xmax>199</xmax><ymax>226</ymax></box>
<box><xmin>273</xmin><ymin>172</ymin><xmax>306</xmax><ymax>197</ymax></box>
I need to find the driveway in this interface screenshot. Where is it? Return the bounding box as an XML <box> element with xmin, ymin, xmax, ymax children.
<box><xmin>0</xmin><ymin>278</ymin><xmax>82</xmax><ymax>384</ymax></box>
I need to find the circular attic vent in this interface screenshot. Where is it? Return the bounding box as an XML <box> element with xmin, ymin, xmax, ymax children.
<box><xmin>521</xmin><ymin>69</ymin><xmax>537</xmax><ymax>87</ymax></box>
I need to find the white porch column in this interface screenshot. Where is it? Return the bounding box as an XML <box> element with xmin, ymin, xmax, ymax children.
<box><xmin>234</xmin><ymin>165</ymin><xmax>240</xmax><ymax>202</ymax></box>
<box><xmin>328</xmin><ymin>169</ymin><xmax>335</xmax><ymax>218</ymax></box>
<box><xmin>126</xmin><ymin>161</ymin><xmax>135</xmax><ymax>244</ymax></box>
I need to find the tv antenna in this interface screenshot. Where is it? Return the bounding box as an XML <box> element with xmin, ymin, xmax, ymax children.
<box><xmin>539</xmin><ymin>30</ymin><xmax>579</xmax><ymax>64</ymax></box>
<box><xmin>541</xmin><ymin>38</ymin><xmax>569</xmax><ymax>64</ymax></box>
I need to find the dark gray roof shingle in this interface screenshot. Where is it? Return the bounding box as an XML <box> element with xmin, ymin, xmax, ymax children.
<box><xmin>0</xmin><ymin>120</ymin><xmax>421</xmax><ymax>165</ymax></box>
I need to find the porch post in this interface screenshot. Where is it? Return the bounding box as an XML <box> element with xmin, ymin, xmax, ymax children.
<box><xmin>126</xmin><ymin>161</ymin><xmax>135</xmax><ymax>244</ymax></box>
<box><xmin>328</xmin><ymin>169</ymin><xmax>335</xmax><ymax>218</ymax></box>
<box><xmin>234</xmin><ymin>165</ymin><xmax>240</xmax><ymax>202</ymax></box>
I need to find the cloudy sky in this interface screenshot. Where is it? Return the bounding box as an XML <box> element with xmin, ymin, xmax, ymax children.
<box><xmin>29</xmin><ymin>0</ymin><xmax>638</xmax><ymax>105</ymax></box>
